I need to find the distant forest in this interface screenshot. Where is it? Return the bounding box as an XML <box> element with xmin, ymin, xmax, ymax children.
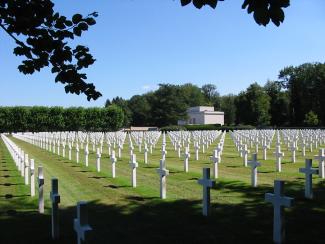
<box><xmin>105</xmin><ymin>62</ymin><xmax>325</xmax><ymax>127</ymax></box>
<box><xmin>0</xmin><ymin>62</ymin><xmax>324</xmax><ymax>132</ymax></box>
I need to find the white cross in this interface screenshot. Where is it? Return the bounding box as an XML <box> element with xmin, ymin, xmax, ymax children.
<box><xmin>198</xmin><ymin>168</ymin><xmax>216</xmax><ymax>216</ymax></box>
<box><xmin>300</xmin><ymin>140</ymin><xmax>306</xmax><ymax>157</ymax></box>
<box><xmin>265</xmin><ymin>180</ymin><xmax>293</xmax><ymax>244</ymax></box>
<box><xmin>74</xmin><ymin>201</ymin><xmax>92</xmax><ymax>244</ymax></box>
<box><xmin>156</xmin><ymin>159</ymin><xmax>169</xmax><ymax>199</ymax></box>
<box><xmin>30</xmin><ymin>159</ymin><xmax>35</xmax><ymax>197</ymax></box>
<box><xmin>177</xmin><ymin>142</ymin><xmax>182</xmax><ymax>158</ymax></box>
<box><xmin>76</xmin><ymin>144</ymin><xmax>80</xmax><ymax>163</ymax></box>
<box><xmin>248</xmin><ymin>153</ymin><xmax>261</xmax><ymax>187</ymax></box>
<box><xmin>184</xmin><ymin>148</ymin><xmax>190</xmax><ymax>172</ymax></box>
<box><xmin>241</xmin><ymin>144</ymin><xmax>250</xmax><ymax>167</ymax></box>
<box><xmin>216</xmin><ymin>144</ymin><xmax>222</xmax><ymax>163</ymax></box>
<box><xmin>161</xmin><ymin>146</ymin><xmax>167</xmax><ymax>161</ymax></box>
<box><xmin>194</xmin><ymin>142</ymin><xmax>200</xmax><ymax>161</ymax></box>
<box><xmin>38</xmin><ymin>166</ymin><xmax>45</xmax><ymax>214</ymax></box>
<box><xmin>118</xmin><ymin>143</ymin><xmax>122</xmax><ymax>158</ymax></box>
<box><xmin>107</xmin><ymin>143</ymin><xmax>111</xmax><ymax>156</ymax></box>
<box><xmin>68</xmin><ymin>142</ymin><xmax>72</xmax><ymax>160</ymax></box>
<box><xmin>299</xmin><ymin>159</ymin><xmax>319</xmax><ymax>199</ymax></box>
<box><xmin>209</xmin><ymin>150</ymin><xmax>219</xmax><ymax>179</ymax></box>
<box><xmin>24</xmin><ymin>153</ymin><xmax>29</xmax><ymax>185</ymax></box>
<box><xmin>50</xmin><ymin>178</ymin><xmax>60</xmax><ymax>239</ymax></box>
<box><xmin>262</xmin><ymin>141</ymin><xmax>268</xmax><ymax>160</ymax></box>
<box><xmin>57</xmin><ymin>141</ymin><xmax>60</xmax><ymax>155</ymax></box>
<box><xmin>110</xmin><ymin>151</ymin><xmax>117</xmax><ymax>178</ymax></box>
<box><xmin>290</xmin><ymin>142</ymin><xmax>296</xmax><ymax>163</ymax></box>
<box><xmin>144</xmin><ymin>143</ymin><xmax>149</xmax><ymax>164</ymax></box>
<box><xmin>129</xmin><ymin>154</ymin><xmax>138</xmax><ymax>187</ymax></box>
<box><xmin>84</xmin><ymin>145</ymin><xmax>89</xmax><ymax>167</ymax></box>
<box><xmin>274</xmin><ymin>145</ymin><xmax>284</xmax><ymax>172</ymax></box>
<box><xmin>314</xmin><ymin>148</ymin><xmax>325</xmax><ymax>178</ymax></box>
<box><xmin>62</xmin><ymin>143</ymin><xmax>66</xmax><ymax>157</ymax></box>
<box><xmin>21</xmin><ymin>151</ymin><xmax>25</xmax><ymax>177</ymax></box>
<box><xmin>96</xmin><ymin>148</ymin><xmax>101</xmax><ymax>172</ymax></box>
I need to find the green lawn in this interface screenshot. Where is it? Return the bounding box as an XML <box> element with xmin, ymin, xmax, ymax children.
<box><xmin>0</xmin><ymin>133</ymin><xmax>324</xmax><ymax>243</ymax></box>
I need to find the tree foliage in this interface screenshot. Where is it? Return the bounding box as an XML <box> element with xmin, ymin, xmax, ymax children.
<box><xmin>264</xmin><ymin>81</ymin><xmax>289</xmax><ymax>126</ymax></box>
<box><xmin>235</xmin><ymin>83</ymin><xmax>270</xmax><ymax>126</ymax></box>
<box><xmin>220</xmin><ymin>94</ymin><xmax>236</xmax><ymax>125</ymax></box>
<box><xmin>0</xmin><ymin>0</ymin><xmax>100</xmax><ymax>100</ymax></box>
<box><xmin>181</xmin><ymin>0</ymin><xmax>290</xmax><ymax>26</ymax></box>
<box><xmin>279</xmin><ymin>63</ymin><xmax>325</xmax><ymax>126</ymax></box>
<box><xmin>304</xmin><ymin>111</ymin><xmax>319</xmax><ymax>127</ymax></box>
<box><xmin>0</xmin><ymin>106</ymin><xmax>124</xmax><ymax>132</ymax></box>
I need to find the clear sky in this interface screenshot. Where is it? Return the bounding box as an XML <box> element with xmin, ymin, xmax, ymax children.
<box><xmin>0</xmin><ymin>0</ymin><xmax>325</xmax><ymax>107</ymax></box>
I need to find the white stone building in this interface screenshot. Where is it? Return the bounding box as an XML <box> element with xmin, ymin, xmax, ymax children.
<box><xmin>178</xmin><ymin>106</ymin><xmax>224</xmax><ymax>125</ymax></box>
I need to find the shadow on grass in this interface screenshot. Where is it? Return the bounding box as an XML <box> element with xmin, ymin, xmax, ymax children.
<box><xmin>1</xmin><ymin>181</ymin><xmax>325</xmax><ymax>243</ymax></box>
<box><xmin>88</xmin><ymin>176</ymin><xmax>106</xmax><ymax>180</ymax></box>
<box><xmin>0</xmin><ymin>182</ymin><xmax>25</xmax><ymax>186</ymax></box>
<box><xmin>226</xmin><ymin>165</ymin><xmax>241</xmax><ymax>168</ymax></box>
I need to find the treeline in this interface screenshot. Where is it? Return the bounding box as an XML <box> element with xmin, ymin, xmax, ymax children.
<box><xmin>0</xmin><ymin>106</ymin><xmax>124</xmax><ymax>132</ymax></box>
<box><xmin>106</xmin><ymin>62</ymin><xmax>325</xmax><ymax>127</ymax></box>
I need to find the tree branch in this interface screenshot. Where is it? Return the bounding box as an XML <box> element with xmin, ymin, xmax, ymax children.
<box><xmin>0</xmin><ymin>23</ymin><xmax>26</xmax><ymax>47</ymax></box>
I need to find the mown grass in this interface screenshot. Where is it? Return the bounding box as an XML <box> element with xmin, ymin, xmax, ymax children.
<box><xmin>0</xmin><ymin>133</ymin><xmax>324</xmax><ymax>243</ymax></box>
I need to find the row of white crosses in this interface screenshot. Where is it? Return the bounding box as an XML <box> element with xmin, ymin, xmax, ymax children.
<box><xmin>2</xmin><ymin>134</ymin><xmax>38</xmax><ymax>198</ymax></box>
<box><xmin>8</xmin><ymin>130</ymin><xmax>325</xmax><ymax>243</ymax></box>
<box><xmin>199</xmin><ymin>153</ymin><xmax>321</xmax><ymax>243</ymax></box>
<box><xmin>167</xmin><ymin>130</ymin><xmax>224</xmax><ymax>169</ymax></box>
<box><xmin>1</xmin><ymin>134</ymin><xmax>59</xmax><ymax>239</ymax></box>
<box><xmin>230</xmin><ymin>129</ymin><xmax>325</xmax><ymax>177</ymax></box>
<box><xmin>231</xmin><ymin>130</ymin><xmax>275</xmax><ymax>161</ymax></box>
<box><xmin>14</xmin><ymin>132</ymin><xmax>161</xmax><ymax>193</ymax></box>
<box><xmin>2</xmin><ymin>134</ymin><xmax>93</xmax><ymax>243</ymax></box>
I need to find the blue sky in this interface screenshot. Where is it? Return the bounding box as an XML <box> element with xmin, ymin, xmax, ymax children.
<box><xmin>0</xmin><ymin>0</ymin><xmax>325</xmax><ymax>107</ymax></box>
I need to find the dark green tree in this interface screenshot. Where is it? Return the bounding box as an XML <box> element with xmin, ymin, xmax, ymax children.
<box><xmin>106</xmin><ymin>97</ymin><xmax>132</xmax><ymax>127</ymax></box>
<box><xmin>128</xmin><ymin>95</ymin><xmax>151</xmax><ymax>126</ymax></box>
<box><xmin>28</xmin><ymin>106</ymin><xmax>49</xmax><ymax>132</ymax></box>
<box><xmin>0</xmin><ymin>107</ymin><xmax>10</xmax><ymax>132</ymax></box>
<box><xmin>220</xmin><ymin>94</ymin><xmax>237</xmax><ymax>125</ymax></box>
<box><xmin>179</xmin><ymin>83</ymin><xmax>206</xmax><ymax>107</ymax></box>
<box><xmin>9</xmin><ymin>107</ymin><xmax>29</xmax><ymax>132</ymax></box>
<box><xmin>47</xmin><ymin>107</ymin><xmax>65</xmax><ymax>131</ymax></box>
<box><xmin>149</xmin><ymin>84</ymin><xmax>188</xmax><ymax>127</ymax></box>
<box><xmin>201</xmin><ymin>84</ymin><xmax>221</xmax><ymax>108</ymax></box>
<box><xmin>63</xmin><ymin>107</ymin><xmax>84</xmax><ymax>131</ymax></box>
<box><xmin>235</xmin><ymin>83</ymin><xmax>270</xmax><ymax>126</ymax></box>
<box><xmin>101</xmin><ymin>105</ymin><xmax>124</xmax><ymax>131</ymax></box>
<box><xmin>264</xmin><ymin>80</ymin><xmax>289</xmax><ymax>126</ymax></box>
<box><xmin>279</xmin><ymin>63</ymin><xmax>325</xmax><ymax>126</ymax></box>
<box><xmin>304</xmin><ymin>111</ymin><xmax>319</xmax><ymax>126</ymax></box>
<box><xmin>84</xmin><ymin>108</ymin><xmax>102</xmax><ymax>131</ymax></box>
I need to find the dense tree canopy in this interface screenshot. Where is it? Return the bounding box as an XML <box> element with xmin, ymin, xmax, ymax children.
<box><xmin>279</xmin><ymin>63</ymin><xmax>325</xmax><ymax>126</ymax></box>
<box><xmin>103</xmin><ymin>62</ymin><xmax>325</xmax><ymax>128</ymax></box>
<box><xmin>235</xmin><ymin>83</ymin><xmax>270</xmax><ymax>126</ymax></box>
<box><xmin>2</xmin><ymin>62</ymin><xmax>324</xmax><ymax>130</ymax></box>
<box><xmin>1</xmin><ymin>1</ymin><xmax>290</xmax><ymax>100</ymax></box>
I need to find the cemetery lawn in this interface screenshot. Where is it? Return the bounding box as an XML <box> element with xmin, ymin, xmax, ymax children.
<box><xmin>1</xmin><ymin>134</ymin><xmax>325</xmax><ymax>243</ymax></box>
